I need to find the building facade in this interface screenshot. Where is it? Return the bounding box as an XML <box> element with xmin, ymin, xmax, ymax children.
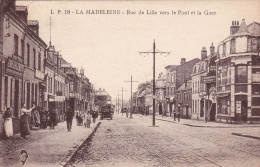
<box><xmin>45</xmin><ymin>44</ymin><xmax>69</xmax><ymax>122</ymax></box>
<box><xmin>192</xmin><ymin>45</ymin><xmax>217</xmax><ymax>121</ymax></box>
<box><xmin>0</xmin><ymin>2</ymin><xmax>47</xmax><ymax>135</ymax></box>
<box><xmin>165</xmin><ymin>65</ymin><xmax>178</xmax><ymax>116</ymax></box>
<box><xmin>176</xmin><ymin>80</ymin><xmax>192</xmax><ymax>118</ymax></box>
<box><xmin>156</xmin><ymin>72</ymin><xmax>166</xmax><ymax>115</ymax></box>
<box><xmin>216</xmin><ymin>20</ymin><xmax>260</xmax><ymax>123</ymax></box>
<box><xmin>171</xmin><ymin>58</ymin><xmax>200</xmax><ymax>115</ymax></box>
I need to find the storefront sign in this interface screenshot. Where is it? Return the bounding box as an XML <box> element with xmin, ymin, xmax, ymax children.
<box><xmin>35</xmin><ymin>70</ymin><xmax>45</xmax><ymax>80</ymax></box>
<box><xmin>5</xmin><ymin>58</ymin><xmax>24</xmax><ymax>78</ymax></box>
<box><xmin>202</xmin><ymin>75</ymin><xmax>216</xmax><ymax>84</ymax></box>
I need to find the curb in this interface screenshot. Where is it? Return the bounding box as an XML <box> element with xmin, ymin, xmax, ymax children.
<box><xmin>59</xmin><ymin>122</ymin><xmax>101</xmax><ymax>167</ymax></box>
<box><xmin>135</xmin><ymin>114</ymin><xmax>260</xmax><ymax>128</ymax></box>
<box><xmin>232</xmin><ymin>133</ymin><xmax>260</xmax><ymax>140</ymax></box>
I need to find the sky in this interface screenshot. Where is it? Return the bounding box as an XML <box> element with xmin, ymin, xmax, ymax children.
<box><xmin>16</xmin><ymin>0</ymin><xmax>260</xmax><ymax>103</ymax></box>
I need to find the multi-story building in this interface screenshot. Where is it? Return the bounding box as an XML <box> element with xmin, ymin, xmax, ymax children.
<box><xmin>45</xmin><ymin>44</ymin><xmax>68</xmax><ymax>122</ymax></box>
<box><xmin>136</xmin><ymin>81</ymin><xmax>152</xmax><ymax>114</ymax></box>
<box><xmin>165</xmin><ymin>65</ymin><xmax>178</xmax><ymax>116</ymax></box>
<box><xmin>192</xmin><ymin>44</ymin><xmax>217</xmax><ymax>120</ymax></box>
<box><xmin>155</xmin><ymin>72</ymin><xmax>166</xmax><ymax>115</ymax></box>
<box><xmin>175</xmin><ymin>80</ymin><xmax>192</xmax><ymax>118</ymax></box>
<box><xmin>0</xmin><ymin>2</ymin><xmax>47</xmax><ymax>135</ymax></box>
<box><xmin>216</xmin><ymin>19</ymin><xmax>260</xmax><ymax>123</ymax></box>
<box><xmin>171</xmin><ymin>58</ymin><xmax>200</xmax><ymax>115</ymax></box>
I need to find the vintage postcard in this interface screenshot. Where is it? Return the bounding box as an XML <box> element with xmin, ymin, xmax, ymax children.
<box><xmin>0</xmin><ymin>0</ymin><xmax>260</xmax><ymax>166</ymax></box>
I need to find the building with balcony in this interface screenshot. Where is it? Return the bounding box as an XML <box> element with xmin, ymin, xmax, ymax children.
<box><xmin>192</xmin><ymin>44</ymin><xmax>217</xmax><ymax>121</ymax></box>
<box><xmin>216</xmin><ymin>19</ymin><xmax>260</xmax><ymax>123</ymax></box>
<box><xmin>0</xmin><ymin>1</ymin><xmax>47</xmax><ymax>135</ymax></box>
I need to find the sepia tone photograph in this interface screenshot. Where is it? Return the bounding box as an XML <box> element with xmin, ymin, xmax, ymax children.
<box><xmin>0</xmin><ymin>0</ymin><xmax>260</xmax><ymax>166</ymax></box>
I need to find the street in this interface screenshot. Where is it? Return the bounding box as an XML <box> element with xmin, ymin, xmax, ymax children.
<box><xmin>65</xmin><ymin>114</ymin><xmax>260</xmax><ymax>167</ymax></box>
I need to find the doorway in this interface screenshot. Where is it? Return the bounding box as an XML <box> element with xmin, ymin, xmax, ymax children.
<box><xmin>209</xmin><ymin>103</ymin><xmax>216</xmax><ymax>121</ymax></box>
<box><xmin>14</xmin><ymin>80</ymin><xmax>19</xmax><ymax>117</ymax></box>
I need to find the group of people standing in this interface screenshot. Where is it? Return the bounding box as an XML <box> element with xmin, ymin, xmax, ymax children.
<box><xmin>2</xmin><ymin>104</ymin><xmax>61</xmax><ymax>139</ymax></box>
<box><xmin>2</xmin><ymin>105</ymin><xmax>99</xmax><ymax>138</ymax></box>
<box><xmin>65</xmin><ymin>108</ymin><xmax>98</xmax><ymax>132</ymax></box>
<box><xmin>75</xmin><ymin>110</ymin><xmax>98</xmax><ymax>128</ymax></box>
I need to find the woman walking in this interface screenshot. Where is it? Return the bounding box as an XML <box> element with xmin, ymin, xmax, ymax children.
<box><xmin>20</xmin><ymin>109</ymin><xmax>30</xmax><ymax>139</ymax></box>
<box><xmin>3</xmin><ymin>108</ymin><xmax>13</xmax><ymax>138</ymax></box>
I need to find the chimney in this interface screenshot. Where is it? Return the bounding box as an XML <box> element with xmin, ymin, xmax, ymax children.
<box><xmin>230</xmin><ymin>20</ymin><xmax>240</xmax><ymax>35</ymax></box>
<box><xmin>28</xmin><ymin>20</ymin><xmax>39</xmax><ymax>36</ymax></box>
<box><xmin>201</xmin><ymin>47</ymin><xmax>207</xmax><ymax>60</ymax></box>
<box><xmin>15</xmin><ymin>6</ymin><xmax>28</xmax><ymax>24</ymax></box>
<box><xmin>180</xmin><ymin>58</ymin><xmax>186</xmax><ymax>65</ymax></box>
<box><xmin>210</xmin><ymin>42</ymin><xmax>215</xmax><ymax>56</ymax></box>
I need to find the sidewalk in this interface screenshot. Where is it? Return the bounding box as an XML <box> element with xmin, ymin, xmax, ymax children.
<box><xmin>136</xmin><ymin>114</ymin><xmax>260</xmax><ymax>140</ymax></box>
<box><xmin>0</xmin><ymin>119</ymin><xmax>100</xmax><ymax>167</ymax></box>
<box><xmin>146</xmin><ymin>114</ymin><xmax>260</xmax><ymax>128</ymax></box>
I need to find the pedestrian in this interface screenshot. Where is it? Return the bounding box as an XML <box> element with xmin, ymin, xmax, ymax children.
<box><xmin>76</xmin><ymin>112</ymin><xmax>80</xmax><ymax>126</ymax></box>
<box><xmin>65</xmin><ymin>107</ymin><xmax>74</xmax><ymax>132</ymax></box>
<box><xmin>86</xmin><ymin>113</ymin><xmax>91</xmax><ymax>128</ymax></box>
<box><xmin>3</xmin><ymin>108</ymin><xmax>13</xmax><ymax>138</ymax></box>
<box><xmin>20</xmin><ymin>105</ymin><xmax>31</xmax><ymax>139</ymax></box>
<box><xmin>31</xmin><ymin>105</ymin><xmax>40</xmax><ymax>128</ymax></box>
<box><xmin>126</xmin><ymin>108</ymin><xmax>129</xmax><ymax>118</ymax></box>
<box><xmin>49</xmin><ymin>109</ymin><xmax>56</xmax><ymax>129</ymax></box>
<box><xmin>92</xmin><ymin>110</ymin><xmax>97</xmax><ymax>123</ymax></box>
<box><xmin>40</xmin><ymin>108</ymin><xmax>48</xmax><ymax>129</ymax></box>
<box><xmin>177</xmin><ymin>104</ymin><xmax>181</xmax><ymax>122</ymax></box>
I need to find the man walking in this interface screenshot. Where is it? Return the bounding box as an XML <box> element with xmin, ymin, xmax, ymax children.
<box><xmin>65</xmin><ymin>107</ymin><xmax>74</xmax><ymax>132</ymax></box>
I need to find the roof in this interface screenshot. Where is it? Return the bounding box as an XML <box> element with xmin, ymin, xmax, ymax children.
<box><xmin>176</xmin><ymin>80</ymin><xmax>192</xmax><ymax>92</ymax></box>
<box><xmin>247</xmin><ymin>21</ymin><xmax>260</xmax><ymax>37</ymax></box>
<box><xmin>165</xmin><ymin>65</ymin><xmax>178</xmax><ymax>70</ymax></box>
<box><xmin>232</xmin><ymin>19</ymin><xmax>250</xmax><ymax>37</ymax></box>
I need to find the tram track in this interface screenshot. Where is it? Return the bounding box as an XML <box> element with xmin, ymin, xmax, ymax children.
<box><xmin>153</xmin><ymin>117</ymin><xmax>260</xmax><ymax>158</ymax></box>
<box><xmin>128</xmin><ymin>123</ymin><xmax>222</xmax><ymax>167</ymax></box>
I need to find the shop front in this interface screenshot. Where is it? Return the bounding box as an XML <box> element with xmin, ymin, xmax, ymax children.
<box><xmin>5</xmin><ymin>57</ymin><xmax>24</xmax><ymax>134</ymax></box>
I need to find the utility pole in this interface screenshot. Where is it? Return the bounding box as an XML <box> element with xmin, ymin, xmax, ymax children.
<box><xmin>124</xmin><ymin>75</ymin><xmax>139</xmax><ymax>118</ymax></box>
<box><xmin>140</xmin><ymin>40</ymin><xmax>170</xmax><ymax>126</ymax></box>
<box><xmin>118</xmin><ymin>87</ymin><xmax>127</xmax><ymax>115</ymax></box>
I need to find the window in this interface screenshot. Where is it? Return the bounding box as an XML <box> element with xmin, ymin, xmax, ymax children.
<box><xmin>235</xmin><ymin>66</ymin><xmax>247</xmax><ymax>83</ymax></box>
<box><xmin>252</xmin><ymin>84</ymin><xmax>260</xmax><ymax>95</ymax></box>
<box><xmin>252</xmin><ymin>97</ymin><xmax>260</xmax><ymax>106</ymax></box>
<box><xmin>230</xmin><ymin>39</ymin><xmax>236</xmax><ymax>54</ymax></box>
<box><xmin>14</xmin><ymin>34</ymin><xmax>18</xmax><ymax>55</ymax></box>
<box><xmin>236</xmin><ymin>36</ymin><xmax>247</xmax><ymax>53</ymax></box>
<box><xmin>33</xmin><ymin>49</ymin><xmax>36</xmax><ymax>69</ymax></box>
<box><xmin>38</xmin><ymin>53</ymin><xmax>41</xmax><ymax>70</ymax></box>
<box><xmin>223</xmin><ymin>43</ymin><xmax>226</xmax><ymax>57</ymax></box>
<box><xmin>21</xmin><ymin>39</ymin><xmax>24</xmax><ymax>58</ymax></box>
<box><xmin>27</xmin><ymin>44</ymin><xmax>30</xmax><ymax>66</ymax></box>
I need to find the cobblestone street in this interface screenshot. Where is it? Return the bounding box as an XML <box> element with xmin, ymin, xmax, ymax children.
<box><xmin>66</xmin><ymin>114</ymin><xmax>260</xmax><ymax>167</ymax></box>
